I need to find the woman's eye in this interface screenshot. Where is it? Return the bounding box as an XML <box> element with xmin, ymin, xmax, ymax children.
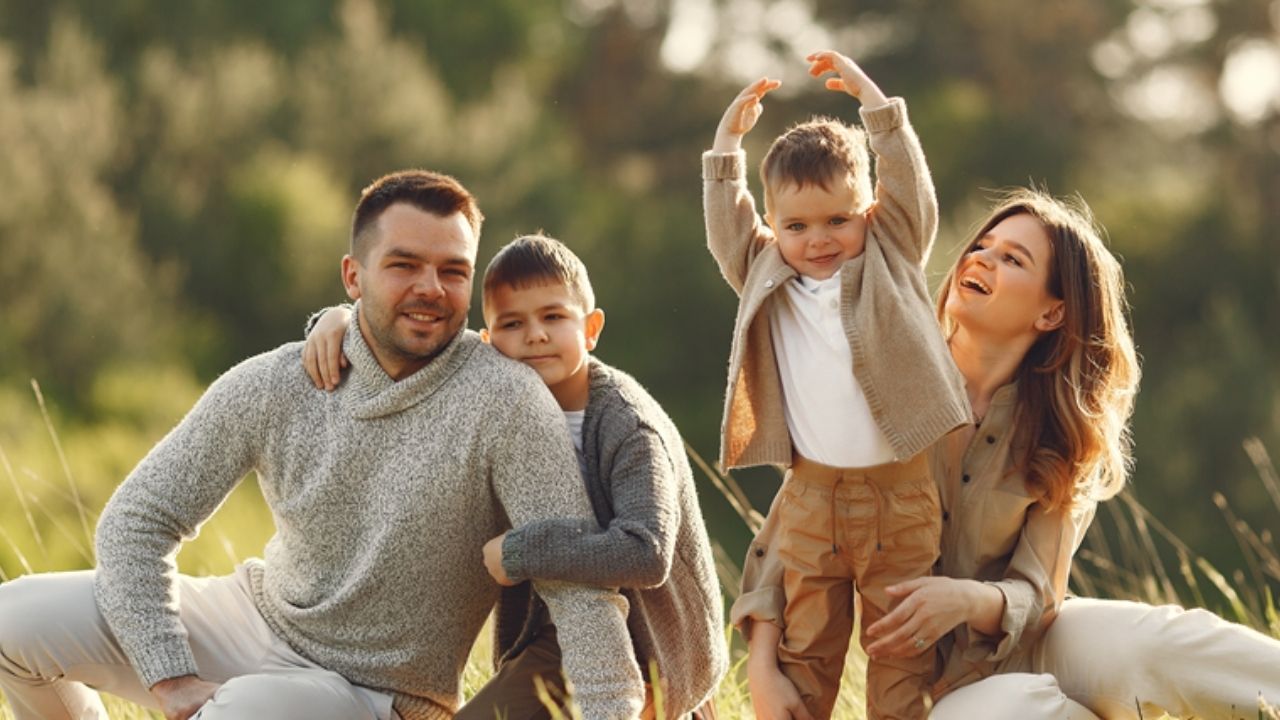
<box><xmin>1004</xmin><ymin>254</ymin><xmax>1023</xmax><ymax>267</ymax></box>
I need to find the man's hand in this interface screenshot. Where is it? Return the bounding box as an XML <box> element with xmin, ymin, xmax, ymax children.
<box><xmin>805</xmin><ymin>50</ymin><xmax>888</xmax><ymax>108</ymax></box>
<box><xmin>150</xmin><ymin>675</ymin><xmax>220</xmax><ymax>720</ymax></box>
<box><xmin>302</xmin><ymin>306</ymin><xmax>352</xmax><ymax>390</ymax></box>
<box><xmin>483</xmin><ymin>532</ymin><xmax>516</xmax><ymax>586</ymax></box>
<box><xmin>713</xmin><ymin>77</ymin><xmax>782</xmax><ymax>153</ymax></box>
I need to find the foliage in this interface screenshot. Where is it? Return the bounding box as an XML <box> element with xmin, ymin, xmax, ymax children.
<box><xmin>0</xmin><ymin>0</ymin><xmax>1277</xmax><ymax>667</ymax></box>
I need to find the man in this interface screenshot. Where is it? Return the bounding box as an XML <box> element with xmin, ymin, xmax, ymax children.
<box><xmin>0</xmin><ymin>170</ymin><xmax>644</xmax><ymax>720</ymax></box>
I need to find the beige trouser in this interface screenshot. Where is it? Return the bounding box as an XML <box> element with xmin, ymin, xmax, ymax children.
<box><xmin>930</xmin><ymin>597</ymin><xmax>1280</xmax><ymax>719</ymax></box>
<box><xmin>773</xmin><ymin>453</ymin><xmax>941</xmax><ymax>720</ymax></box>
<box><xmin>0</xmin><ymin>567</ymin><xmax>404</xmax><ymax>720</ymax></box>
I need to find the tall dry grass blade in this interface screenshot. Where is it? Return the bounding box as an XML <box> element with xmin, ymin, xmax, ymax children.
<box><xmin>1212</xmin><ymin>493</ymin><xmax>1267</xmax><ymax>614</ymax></box>
<box><xmin>712</xmin><ymin>541</ymin><xmax>744</xmax><ymax>602</ymax></box>
<box><xmin>0</xmin><ymin>441</ymin><xmax>48</xmax><ymax>559</ymax></box>
<box><xmin>1243</xmin><ymin>437</ymin><xmax>1280</xmax><ymax>518</ymax></box>
<box><xmin>28</xmin><ymin>492</ymin><xmax>93</xmax><ymax>566</ymax></box>
<box><xmin>30</xmin><ymin>380</ymin><xmax>93</xmax><ymax>546</ymax></box>
<box><xmin>1194</xmin><ymin>556</ymin><xmax>1256</xmax><ymax>626</ymax></box>
<box><xmin>0</xmin><ymin>523</ymin><xmax>34</xmax><ymax>577</ymax></box>
<box><xmin>1174</xmin><ymin>546</ymin><xmax>1210</xmax><ymax>612</ymax></box>
<box><xmin>686</xmin><ymin>443</ymin><xmax>763</xmax><ymax>534</ymax></box>
<box><xmin>1119</xmin><ymin>492</ymin><xmax>1179</xmax><ymax>603</ymax></box>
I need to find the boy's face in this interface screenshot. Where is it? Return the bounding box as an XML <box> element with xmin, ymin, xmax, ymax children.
<box><xmin>766</xmin><ymin>179</ymin><xmax>867</xmax><ymax>281</ymax></box>
<box><xmin>482</xmin><ymin>281</ymin><xmax>604</xmax><ymax>410</ymax></box>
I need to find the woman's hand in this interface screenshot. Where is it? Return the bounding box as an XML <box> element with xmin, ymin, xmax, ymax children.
<box><xmin>302</xmin><ymin>307</ymin><xmax>352</xmax><ymax>390</ymax></box>
<box><xmin>864</xmin><ymin>577</ymin><xmax>1005</xmax><ymax>659</ymax></box>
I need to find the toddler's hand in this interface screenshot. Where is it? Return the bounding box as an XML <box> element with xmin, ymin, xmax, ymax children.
<box><xmin>713</xmin><ymin>77</ymin><xmax>782</xmax><ymax>153</ymax></box>
<box><xmin>483</xmin><ymin>532</ymin><xmax>516</xmax><ymax>586</ymax></box>
<box><xmin>302</xmin><ymin>307</ymin><xmax>352</xmax><ymax>390</ymax></box>
<box><xmin>747</xmin><ymin>661</ymin><xmax>814</xmax><ymax>720</ymax></box>
<box><xmin>806</xmin><ymin>50</ymin><xmax>887</xmax><ymax>107</ymax></box>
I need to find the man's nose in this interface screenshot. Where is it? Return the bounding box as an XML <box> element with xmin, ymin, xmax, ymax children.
<box><xmin>413</xmin><ymin>270</ymin><xmax>445</xmax><ymax>298</ymax></box>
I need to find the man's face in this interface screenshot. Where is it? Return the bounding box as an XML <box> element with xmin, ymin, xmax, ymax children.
<box><xmin>341</xmin><ymin>203</ymin><xmax>477</xmax><ymax>380</ymax></box>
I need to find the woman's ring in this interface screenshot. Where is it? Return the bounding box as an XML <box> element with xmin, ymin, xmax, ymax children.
<box><xmin>913</xmin><ymin>636</ymin><xmax>927</xmax><ymax>650</ymax></box>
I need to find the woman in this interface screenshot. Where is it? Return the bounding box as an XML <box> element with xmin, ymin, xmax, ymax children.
<box><xmin>735</xmin><ymin>188</ymin><xmax>1280</xmax><ymax>719</ymax></box>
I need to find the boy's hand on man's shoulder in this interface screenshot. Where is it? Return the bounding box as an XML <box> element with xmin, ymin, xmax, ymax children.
<box><xmin>483</xmin><ymin>532</ymin><xmax>517</xmax><ymax>586</ymax></box>
<box><xmin>806</xmin><ymin>50</ymin><xmax>888</xmax><ymax>108</ymax></box>
<box><xmin>713</xmin><ymin>77</ymin><xmax>782</xmax><ymax>153</ymax></box>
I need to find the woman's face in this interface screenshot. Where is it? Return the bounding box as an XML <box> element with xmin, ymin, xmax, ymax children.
<box><xmin>945</xmin><ymin>212</ymin><xmax>1063</xmax><ymax>340</ymax></box>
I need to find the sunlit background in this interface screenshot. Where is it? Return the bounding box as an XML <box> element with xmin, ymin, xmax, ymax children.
<box><xmin>1</xmin><ymin>0</ymin><xmax>1277</xmax><ymax>608</ymax></box>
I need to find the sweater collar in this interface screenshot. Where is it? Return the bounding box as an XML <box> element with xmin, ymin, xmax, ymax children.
<box><xmin>340</xmin><ymin>304</ymin><xmax>480</xmax><ymax>419</ymax></box>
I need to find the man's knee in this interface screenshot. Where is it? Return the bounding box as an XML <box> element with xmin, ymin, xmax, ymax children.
<box><xmin>0</xmin><ymin>573</ymin><xmax>98</xmax><ymax>670</ymax></box>
<box><xmin>196</xmin><ymin>672</ymin><xmax>374</xmax><ymax>720</ymax></box>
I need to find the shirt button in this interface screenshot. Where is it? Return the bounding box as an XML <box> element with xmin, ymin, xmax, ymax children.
<box><xmin>962</xmin><ymin>474</ymin><xmax>971</xmax><ymax>484</ymax></box>
<box><xmin>942</xmin><ymin>511</ymin><xmax>950</xmax><ymax>521</ymax></box>
<box><xmin>765</xmin><ymin>279</ymin><xmax>775</xmax><ymax>288</ymax></box>
<box><xmin>754</xmin><ymin>547</ymin><xmax>765</xmax><ymax>558</ymax></box>
<box><xmin>986</xmin><ymin>435</ymin><xmax>996</xmax><ymax>444</ymax></box>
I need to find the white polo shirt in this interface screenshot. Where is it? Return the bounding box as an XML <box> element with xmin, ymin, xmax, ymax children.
<box><xmin>768</xmin><ymin>272</ymin><xmax>895</xmax><ymax>467</ymax></box>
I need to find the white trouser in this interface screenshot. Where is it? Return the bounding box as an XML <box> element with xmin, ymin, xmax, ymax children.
<box><xmin>0</xmin><ymin>568</ymin><xmax>395</xmax><ymax>720</ymax></box>
<box><xmin>931</xmin><ymin>597</ymin><xmax>1280</xmax><ymax>719</ymax></box>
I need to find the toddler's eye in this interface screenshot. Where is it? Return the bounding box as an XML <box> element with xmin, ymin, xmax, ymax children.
<box><xmin>786</xmin><ymin>222</ymin><xmax>805</xmax><ymax>232</ymax></box>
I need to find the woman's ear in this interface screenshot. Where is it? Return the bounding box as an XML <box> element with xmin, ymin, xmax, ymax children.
<box><xmin>1035</xmin><ymin>300</ymin><xmax>1065</xmax><ymax>333</ymax></box>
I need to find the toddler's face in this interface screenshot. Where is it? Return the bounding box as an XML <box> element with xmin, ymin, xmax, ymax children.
<box><xmin>767</xmin><ymin>181</ymin><xmax>867</xmax><ymax>281</ymax></box>
<box><xmin>482</xmin><ymin>282</ymin><xmax>602</xmax><ymax>395</ymax></box>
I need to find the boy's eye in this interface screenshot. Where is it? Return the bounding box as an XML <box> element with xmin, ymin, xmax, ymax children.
<box><xmin>829</xmin><ymin>217</ymin><xmax>847</xmax><ymax>226</ymax></box>
<box><xmin>500</xmin><ymin>320</ymin><xmax>521</xmax><ymax>330</ymax></box>
<box><xmin>545</xmin><ymin>313</ymin><xmax>566</xmax><ymax>321</ymax></box>
<box><xmin>785</xmin><ymin>222</ymin><xmax>805</xmax><ymax>232</ymax></box>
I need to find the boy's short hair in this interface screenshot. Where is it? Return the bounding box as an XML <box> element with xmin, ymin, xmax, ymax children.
<box><xmin>351</xmin><ymin>170</ymin><xmax>484</xmax><ymax>261</ymax></box>
<box><xmin>482</xmin><ymin>234</ymin><xmax>595</xmax><ymax>316</ymax></box>
<box><xmin>760</xmin><ymin>117</ymin><xmax>872</xmax><ymax>214</ymax></box>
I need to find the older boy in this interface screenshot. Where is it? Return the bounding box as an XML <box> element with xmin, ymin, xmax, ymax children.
<box><xmin>304</xmin><ymin>235</ymin><xmax>727</xmax><ymax>719</ymax></box>
<box><xmin>703</xmin><ymin>51</ymin><xmax>969</xmax><ymax>719</ymax></box>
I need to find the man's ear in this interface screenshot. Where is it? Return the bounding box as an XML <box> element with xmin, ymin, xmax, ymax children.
<box><xmin>479</xmin><ymin>328</ymin><xmax>491</xmax><ymax>344</ymax></box>
<box><xmin>1035</xmin><ymin>300</ymin><xmax>1065</xmax><ymax>333</ymax></box>
<box><xmin>584</xmin><ymin>308</ymin><xmax>606</xmax><ymax>351</ymax></box>
<box><xmin>341</xmin><ymin>255</ymin><xmax>362</xmax><ymax>301</ymax></box>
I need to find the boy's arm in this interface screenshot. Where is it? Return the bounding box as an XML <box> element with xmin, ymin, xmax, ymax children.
<box><xmin>488</xmin><ymin>386</ymin><xmax>644</xmax><ymax>719</ymax></box>
<box><xmin>704</xmin><ymin>78</ymin><xmax>780</xmax><ymax>294</ymax></box>
<box><xmin>302</xmin><ymin>304</ymin><xmax>353</xmax><ymax>390</ymax></box>
<box><xmin>808</xmin><ymin>50</ymin><xmax>938</xmax><ymax>267</ymax></box>
<box><xmin>501</xmin><ymin>424</ymin><xmax>679</xmax><ymax>589</ymax></box>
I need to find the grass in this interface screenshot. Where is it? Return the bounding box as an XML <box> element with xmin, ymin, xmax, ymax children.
<box><xmin>2</xmin><ymin>380</ymin><xmax>1278</xmax><ymax>719</ymax></box>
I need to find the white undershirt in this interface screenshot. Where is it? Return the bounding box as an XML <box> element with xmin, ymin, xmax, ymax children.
<box><xmin>769</xmin><ymin>273</ymin><xmax>895</xmax><ymax>467</ymax></box>
<box><xmin>563</xmin><ymin>410</ymin><xmax>587</xmax><ymax>475</ymax></box>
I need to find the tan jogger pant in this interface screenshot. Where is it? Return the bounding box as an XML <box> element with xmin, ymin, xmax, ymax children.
<box><xmin>773</xmin><ymin>453</ymin><xmax>941</xmax><ymax>720</ymax></box>
<box><xmin>0</xmin><ymin>567</ymin><xmax>405</xmax><ymax>720</ymax></box>
<box><xmin>930</xmin><ymin>597</ymin><xmax>1280</xmax><ymax>719</ymax></box>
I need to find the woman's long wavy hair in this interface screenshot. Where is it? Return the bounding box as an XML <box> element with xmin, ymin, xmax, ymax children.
<box><xmin>936</xmin><ymin>189</ymin><xmax>1141</xmax><ymax>510</ymax></box>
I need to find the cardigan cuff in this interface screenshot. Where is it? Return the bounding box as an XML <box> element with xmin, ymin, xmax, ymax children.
<box><xmin>702</xmin><ymin>150</ymin><xmax>747</xmax><ymax>181</ymax></box>
<box><xmin>859</xmin><ymin>96</ymin><xmax>907</xmax><ymax>134</ymax></box>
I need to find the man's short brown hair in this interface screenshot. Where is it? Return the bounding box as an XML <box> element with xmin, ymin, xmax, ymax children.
<box><xmin>760</xmin><ymin>117</ymin><xmax>872</xmax><ymax>214</ymax></box>
<box><xmin>350</xmin><ymin>170</ymin><xmax>484</xmax><ymax>260</ymax></box>
<box><xmin>482</xmin><ymin>234</ymin><xmax>595</xmax><ymax>317</ymax></box>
